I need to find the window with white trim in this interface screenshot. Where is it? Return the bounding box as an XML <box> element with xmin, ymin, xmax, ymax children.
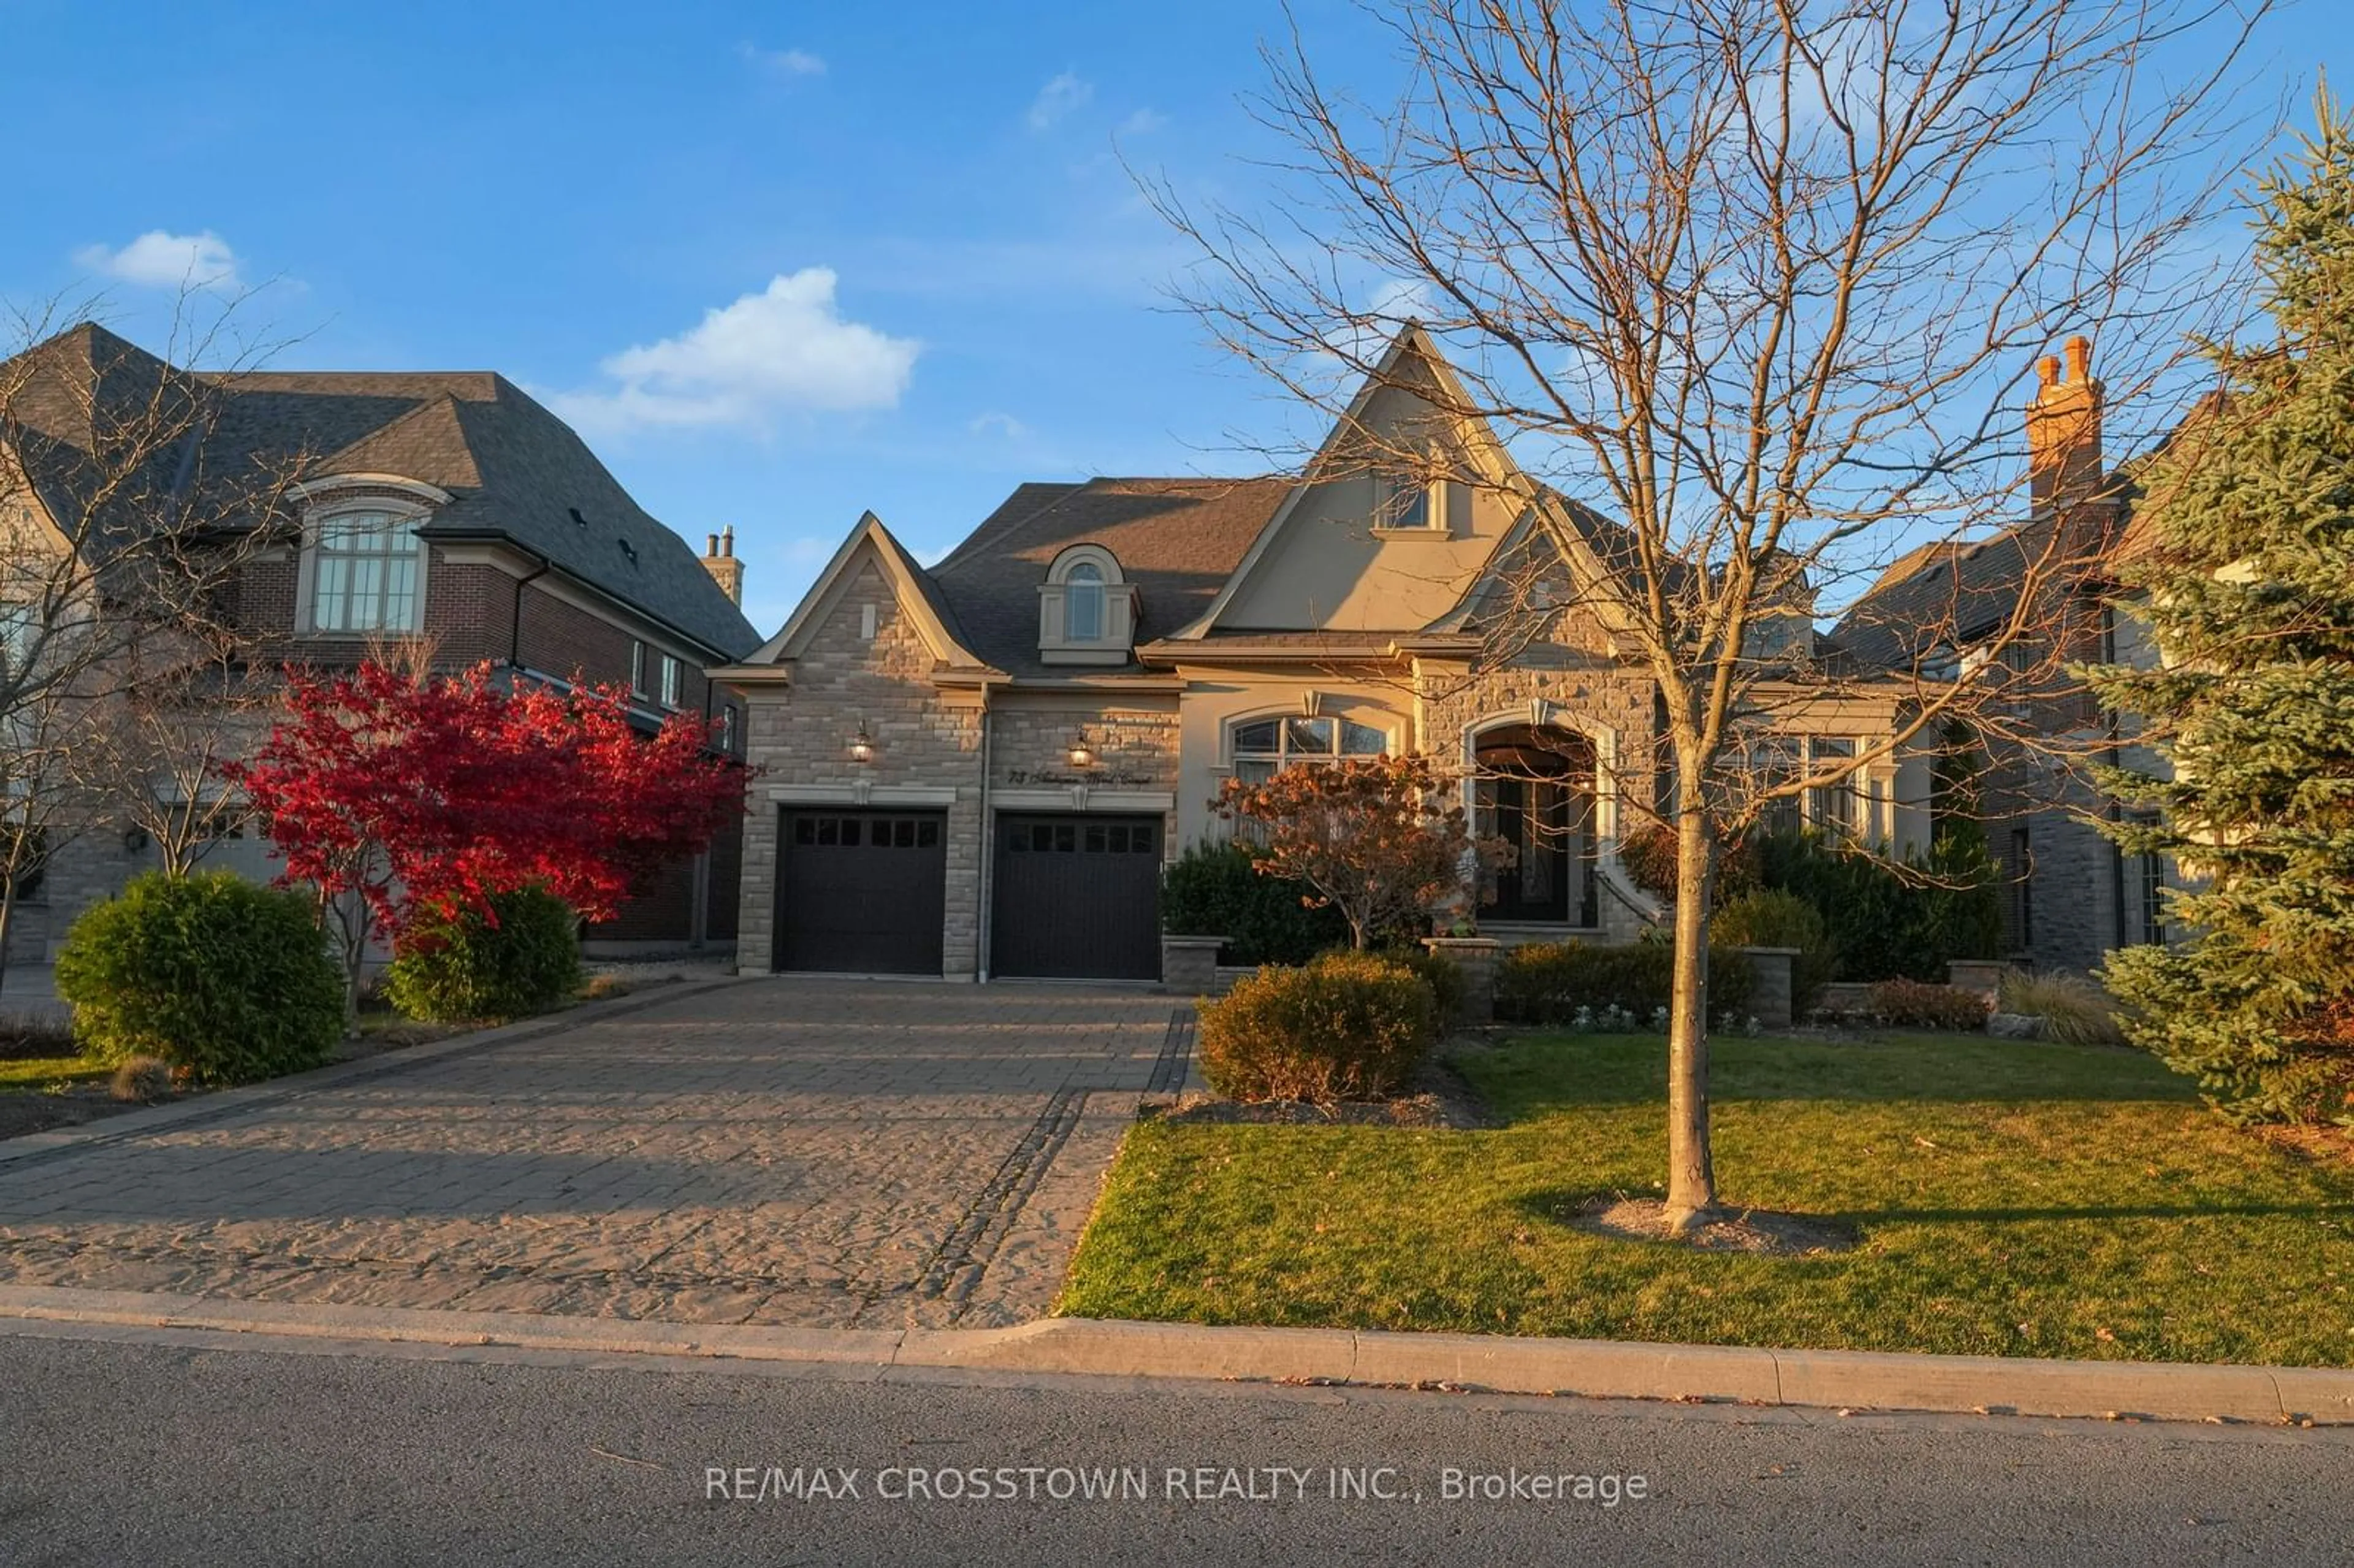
<box><xmin>1761</xmin><ymin>734</ymin><xmax>1862</xmax><ymax>837</ymax></box>
<box><xmin>309</xmin><ymin>509</ymin><xmax>424</xmax><ymax>633</ymax></box>
<box><xmin>1228</xmin><ymin>715</ymin><xmax>1390</xmax><ymax>783</ymax></box>
<box><xmin>1064</xmin><ymin>561</ymin><xmax>1105</xmax><ymax>642</ymax></box>
<box><xmin>630</xmin><ymin>641</ymin><xmax>647</xmax><ymax>698</ymax></box>
<box><xmin>660</xmin><ymin>653</ymin><xmax>683</xmax><ymax>710</ymax></box>
<box><xmin>0</xmin><ymin>601</ymin><xmax>37</xmax><ymax>680</ymax></box>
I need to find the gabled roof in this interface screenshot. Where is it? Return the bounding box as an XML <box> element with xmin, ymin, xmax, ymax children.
<box><xmin>750</xmin><ymin>511</ymin><xmax>991</xmax><ymax>671</ymax></box>
<box><xmin>0</xmin><ymin>324</ymin><xmax>760</xmax><ymax>660</ymax></box>
<box><xmin>928</xmin><ymin>476</ymin><xmax>1292</xmax><ymax>676</ymax></box>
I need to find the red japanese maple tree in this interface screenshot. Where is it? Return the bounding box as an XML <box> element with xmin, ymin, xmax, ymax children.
<box><xmin>224</xmin><ymin>660</ymin><xmax>746</xmax><ymax>1020</ymax></box>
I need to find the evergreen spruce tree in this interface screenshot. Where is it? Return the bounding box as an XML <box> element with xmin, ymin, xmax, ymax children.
<box><xmin>2089</xmin><ymin>94</ymin><xmax>2354</xmax><ymax>1126</ymax></box>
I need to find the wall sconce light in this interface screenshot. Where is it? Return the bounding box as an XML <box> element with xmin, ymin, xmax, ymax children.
<box><xmin>1067</xmin><ymin>728</ymin><xmax>1097</xmax><ymax>769</ymax></box>
<box><xmin>849</xmin><ymin>721</ymin><xmax>875</xmax><ymax>764</ymax></box>
<box><xmin>122</xmin><ymin>827</ymin><xmax>150</xmax><ymax>855</ymax></box>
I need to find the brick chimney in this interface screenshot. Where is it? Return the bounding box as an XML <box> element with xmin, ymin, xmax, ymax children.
<box><xmin>701</xmin><ymin>525</ymin><xmax>743</xmax><ymax>604</ymax></box>
<box><xmin>2027</xmin><ymin>334</ymin><xmax>2103</xmax><ymax>516</ymax></box>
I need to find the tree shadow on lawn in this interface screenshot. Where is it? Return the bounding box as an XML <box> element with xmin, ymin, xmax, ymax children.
<box><xmin>1467</xmin><ymin>1032</ymin><xmax>2196</xmax><ymax>1113</ymax></box>
<box><xmin>1510</xmin><ymin>1186</ymin><xmax>2354</xmax><ymax>1236</ymax></box>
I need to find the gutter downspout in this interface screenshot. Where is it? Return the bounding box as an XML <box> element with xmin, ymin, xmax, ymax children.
<box><xmin>508</xmin><ymin>552</ymin><xmax>553</xmax><ymax>672</ymax></box>
<box><xmin>977</xmin><ymin>702</ymin><xmax>994</xmax><ymax>983</ymax></box>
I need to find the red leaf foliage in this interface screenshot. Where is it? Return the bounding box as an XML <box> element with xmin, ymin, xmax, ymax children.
<box><xmin>221</xmin><ymin>661</ymin><xmax>748</xmax><ymax>937</ymax></box>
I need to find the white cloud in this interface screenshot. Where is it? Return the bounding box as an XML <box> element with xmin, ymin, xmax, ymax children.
<box><xmin>1026</xmin><ymin>72</ymin><xmax>1093</xmax><ymax>131</ymax></box>
<box><xmin>968</xmin><ymin>411</ymin><xmax>1029</xmax><ymax>440</ymax></box>
<box><xmin>1117</xmin><ymin>108</ymin><xmax>1167</xmax><ymax>137</ymax></box>
<box><xmin>742</xmin><ymin>43</ymin><xmax>825</xmax><ymax>78</ymax></box>
<box><xmin>72</xmin><ymin>230</ymin><xmax>243</xmax><ymax>292</ymax></box>
<box><xmin>551</xmin><ymin>269</ymin><xmax>918</xmax><ymax>436</ymax></box>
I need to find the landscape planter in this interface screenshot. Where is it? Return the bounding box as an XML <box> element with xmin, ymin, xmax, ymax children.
<box><xmin>1420</xmin><ymin>936</ymin><xmax>1504</xmax><ymax>1025</ymax></box>
<box><xmin>1159</xmin><ymin>935</ymin><xmax>1224</xmax><ymax>995</ymax></box>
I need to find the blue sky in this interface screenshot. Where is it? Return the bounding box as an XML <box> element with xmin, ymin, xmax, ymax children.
<box><xmin>4</xmin><ymin>1</ymin><xmax>2345</xmax><ymax>638</ymax></box>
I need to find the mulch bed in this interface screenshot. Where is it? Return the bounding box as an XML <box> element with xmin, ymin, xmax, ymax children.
<box><xmin>1569</xmin><ymin>1194</ymin><xmax>1857</xmax><ymax>1256</ymax></box>
<box><xmin>1147</xmin><ymin>1043</ymin><xmax>1499</xmax><ymax>1129</ymax></box>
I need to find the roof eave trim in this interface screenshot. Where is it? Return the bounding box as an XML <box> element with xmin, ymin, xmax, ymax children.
<box><xmin>752</xmin><ymin>511</ymin><xmax>988</xmax><ymax>671</ymax></box>
<box><xmin>288</xmin><ymin>473</ymin><xmax>455</xmax><ymax>507</ymax></box>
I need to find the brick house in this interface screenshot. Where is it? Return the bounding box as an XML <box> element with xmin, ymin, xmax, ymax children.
<box><xmin>717</xmin><ymin>329</ymin><xmax>1933</xmax><ymax>981</ymax></box>
<box><xmin>1</xmin><ymin>324</ymin><xmax>759</xmax><ymax>959</ymax></box>
<box><xmin>1831</xmin><ymin>335</ymin><xmax>2173</xmax><ymax>975</ymax></box>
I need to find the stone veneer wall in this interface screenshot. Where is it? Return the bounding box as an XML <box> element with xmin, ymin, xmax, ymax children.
<box><xmin>1418</xmin><ymin>650</ymin><xmax>1662</xmax><ymax>943</ymax></box>
<box><xmin>733</xmin><ymin>559</ymin><xmax>985</xmax><ymax>975</ymax></box>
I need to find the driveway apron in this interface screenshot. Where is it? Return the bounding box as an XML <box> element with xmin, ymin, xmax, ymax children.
<box><xmin>0</xmin><ymin>981</ymin><xmax>1193</xmax><ymax>1329</ymax></box>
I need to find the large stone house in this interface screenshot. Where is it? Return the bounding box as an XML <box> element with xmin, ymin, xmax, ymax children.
<box><xmin>1832</xmin><ymin>334</ymin><xmax>2174</xmax><ymax>976</ymax></box>
<box><xmin>1</xmin><ymin>324</ymin><xmax>760</xmax><ymax>959</ymax></box>
<box><xmin>718</xmin><ymin>329</ymin><xmax>1933</xmax><ymax>981</ymax></box>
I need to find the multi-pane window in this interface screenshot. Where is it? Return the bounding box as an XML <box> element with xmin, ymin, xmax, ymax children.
<box><xmin>1379</xmin><ymin>474</ymin><xmax>1431</xmax><ymax>531</ymax></box>
<box><xmin>715</xmin><ymin>704</ymin><xmax>737</xmax><ymax>753</ymax></box>
<box><xmin>2124</xmin><ymin>812</ymin><xmax>2166</xmax><ymax>946</ymax></box>
<box><xmin>310</xmin><ymin>510</ymin><xmax>423</xmax><ymax>633</ymax></box>
<box><xmin>1805</xmin><ymin>736</ymin><xmax>1859</xmax><ymax>837</ymax></box>
<box><xmin>791</xmin><ymin>815</ymin><xmax>939</xmax><ymax>850</ymax></box>
<box><xmin>1064</xmin><ymin>562</ymin><xmax>1106</xmax><ymax>641</ymax></box>
<box><xmin>660</xmin><ymin>653</ymin><xmax>683</xmax><ymax>709</ymax></box>
<box><xmin>0</xmin><ymin>602</ymin><xmax>37</xmax><ymax>679</ymax></box>
<box><xmin>2009</xmin><ymin>827</ymin><xmax>2035</xmax><ymax>950</ymax></box>
<box><xmin>1003</xmin><ymin>821</ymin><xmax>1158</xmax><ymax>854</ymax></box>
<box><xmin>1228</xmin><ymin>715</ymin><xmax>1388</xmax><ymax>783</ymax></box>
<box><xmin>630</xmin><ymin>641</ymin><xmax>648</xmax><ymax>698</ymax></box>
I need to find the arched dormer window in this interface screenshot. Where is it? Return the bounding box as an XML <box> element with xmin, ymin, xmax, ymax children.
<box><xmin>1039</xmin><ymin>544</ymin><xmax>1136</xmax><ymax>664</ymax></box>
<box><xmin>1065</xmin><ymin>561</ymin><xmax>1105</xmax><ymax>641</ymax></box>
<box><xmin>310</xmin><ymin>507</ymin><xmax>427</xmax><ymax>633</ymax></box>
<box><xmin>289</xmin><ymin>474</ymin><xmax>448</xmax><ymax>637</ymax></box>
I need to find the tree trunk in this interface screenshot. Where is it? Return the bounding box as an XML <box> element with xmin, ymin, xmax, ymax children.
<box><xmin>0</xmin><ymin>872</ymin><xmax>15</xmax><ymax>1001</ymax></box>
<box><xmin>1664</xmin><ymin>802</ymin><xmax>1718</xmax><ymax>1235</ymax></box>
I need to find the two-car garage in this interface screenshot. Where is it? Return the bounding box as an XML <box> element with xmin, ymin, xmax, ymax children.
<box><xmin>771</xmin><ymin>807</ymin><xmax>1162</xmax><ymax>981</ymax></box>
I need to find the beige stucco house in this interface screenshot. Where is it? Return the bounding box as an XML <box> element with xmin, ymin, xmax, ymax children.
<box><xmin>716</xmin><ymin>330</ymin><xmax>1931</xmax><ymax>981</ymax></box>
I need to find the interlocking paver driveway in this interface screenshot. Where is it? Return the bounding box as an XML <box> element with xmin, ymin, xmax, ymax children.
<box><xmin>0</xmin><ymin>981</ymin><xmax>1189</xmax><ymax>1328</ymax></box>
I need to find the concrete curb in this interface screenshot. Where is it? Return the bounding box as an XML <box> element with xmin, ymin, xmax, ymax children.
<box><xmin>0</xmin><ymin>974</ymin><xmax>749</xmax><ymax>1170</ymax></box>
<box><xmin>0</xmin><ymin>1285</ymin><xmax>2345</xmax><ymax>1426</ymax></box>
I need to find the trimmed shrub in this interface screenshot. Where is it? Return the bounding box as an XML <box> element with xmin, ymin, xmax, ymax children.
<box><xmin>1756</xmin><ymin>829</ymin><xmax>2003</xmax><ymax>983</ymax></box>
<box><xmin>1384</xmin><ymin>944</ymin><xmax>1467</xmax><ymax>1027</ymax></box>
<box><xmin>1865</xmin><ymin>978</ymin><xmax>1993</xmax><ymax>1032</ymax></box>
<box><xmin>1196</xmin><ymin>951</ymin><xmax>1437</xmax><ymax>1103</ymax></box>
<box><xmin>1159</xmin><ymin>839</ymin><xmax>1349</xmax><ymax>965</ymax></box>
<box><xmin>56</xmin><ymin>871</ymin><xmax>343</xmax><ymax>1086</ymax></box>
<box><xmin>1710</xmin><ymin>888</ymin><xmax>1837</xmax><ymax>1016</ymax></box>
<box><xmin>1495</xmin><ymin>937</ymin><xmax>1756</xmax><ymax>1026</ymax></box>
<box><xmin>385</xmin><ymin>886</ymin><xmax>583</xmax><ymax>1024</ymax></box>
<box><xmin>1997</xmin><ymin>970</ymin><xmax>2128</xmax><ymax>1046</ymax></box>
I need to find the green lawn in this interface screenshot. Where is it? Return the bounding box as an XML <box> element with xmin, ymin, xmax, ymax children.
<box><xmin>1059</xmin><ymin>1032</ymin><xmax>2354</xmax><ymax>1366</ymax></box>
<box><xmin>0</xmin><ymin>1055</ymin><xmax>106</xmax><ymax>1091</ymax></box>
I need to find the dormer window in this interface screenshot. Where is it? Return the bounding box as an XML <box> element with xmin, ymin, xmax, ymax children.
<box><xmin>1065</xmin><ymin>561</ymin><xmax>1105</xmax><ymax>641</ymax></box>
<box><xmin>1038</xmin><ymin>544</ymin><xmax>1137</xmax><ymax>664</ymax></box>
<box><xmin>308</xmin><ymin>506</ymin><xmax>427</xmax><ymax>633</ymax></box>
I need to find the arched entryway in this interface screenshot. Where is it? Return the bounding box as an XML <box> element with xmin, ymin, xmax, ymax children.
<box><xmin>1471</xmin><ymin>723</ymin><xmax>1600</xmax><ymax>929</ymax></box>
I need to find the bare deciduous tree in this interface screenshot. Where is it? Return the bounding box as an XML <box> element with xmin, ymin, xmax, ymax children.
<box><xmin>0</xmin><ymin>295</ymin><xmax>300</xmax><ymax>994</ymax></box>
<box><xmin>1153</xmin><ymin>0</ymin><xmax>2268</xmax><ymax>1229</ymax></box>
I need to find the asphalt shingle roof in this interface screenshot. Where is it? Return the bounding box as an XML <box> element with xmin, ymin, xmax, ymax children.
<box><xmin>4</xmin><ymin>326</ymin><xmax>758</xmax><ymax>660</ymax></box>
<box><xmin>928</xmin><ymin>476</ymin><xmax>1293</xmax><ymax>676</ymax></box>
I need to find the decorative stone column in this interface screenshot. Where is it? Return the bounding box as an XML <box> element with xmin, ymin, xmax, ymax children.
<box><xmin>1946</xmin><ymin>959</ymin><xmax>2008</xmax><ymax>1002</ymax></box>
<box><xmin>1422</xmin><ymin>936</ymin><xmax>1505</xmax><ymax>1025</ymax></box>
<box><xmin>1160</xmin><ymin>935</ymin><xmax>1224</xmax><ymax>996</ymax></box>
<box><xmin>1735</xmin><ymin>946</ymin><xmax>1799</xmax><ymax>1029</ymax></box>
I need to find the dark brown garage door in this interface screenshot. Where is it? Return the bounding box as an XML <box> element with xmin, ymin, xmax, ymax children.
<box><xmin>991</xmin><ymin>813</ymin><xmax>1162</xmax><ymax>980</ymax></box>
<box><xmin>775</xmin><ymin>809</ymin><xmax>947</xmax><ymax>974</ymax></box>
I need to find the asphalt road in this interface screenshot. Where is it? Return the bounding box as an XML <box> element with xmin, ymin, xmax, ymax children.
<box><xmin>1</xmin><ymin>1325</ymin><xmax>2347</xmax><ymax>1567</ymax></box>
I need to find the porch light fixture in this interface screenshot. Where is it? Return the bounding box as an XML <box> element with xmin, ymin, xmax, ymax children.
<box><xmin>1067</xmin><ymin>728</ymin><xmax>1097</xmax><ymax>769</ymax></box>
<box><xmin>849</xmin><ymin>721</ymin><xmax>875</xmax><ymax>764</ymax></box>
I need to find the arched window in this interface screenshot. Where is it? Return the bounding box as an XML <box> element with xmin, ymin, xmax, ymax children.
<box><xmin>1228</xmin><ymin>714</ymin><xmax>1390</xmax><ymax>783</ymax></box>
<box><xmin>310</xmin><ymin>507</ymin><xmax>425</xmax><ymax>633</ymax></box>
<box><xmin>1064</xmin><ymin>561</ymin><xmax>1105</xmax><ymax>642</ymax></box>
